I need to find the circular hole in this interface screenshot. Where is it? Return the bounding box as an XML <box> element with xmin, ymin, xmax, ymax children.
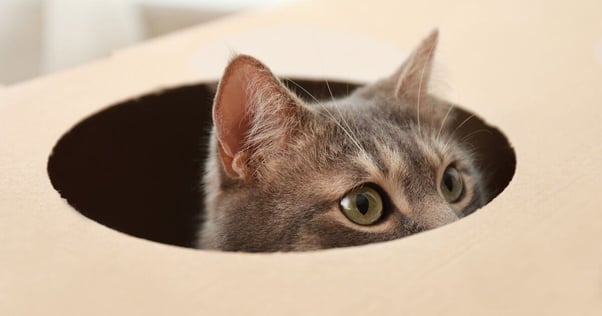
<box><xmin>47</xmin><ymin>79</ymin><xmax>516</xmax><ymax>250</ymax></box>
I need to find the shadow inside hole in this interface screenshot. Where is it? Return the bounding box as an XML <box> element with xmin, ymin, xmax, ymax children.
<box><xmin>47</xmin><ymin>79</ymin><xmax>516</xmax><ymax>248</ymax></box>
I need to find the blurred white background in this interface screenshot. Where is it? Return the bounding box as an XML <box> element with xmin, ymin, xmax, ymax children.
<box><xmin>0</xmin><ymin>0</ymin><xmax>298</xmax><ymax>86</ymax></box>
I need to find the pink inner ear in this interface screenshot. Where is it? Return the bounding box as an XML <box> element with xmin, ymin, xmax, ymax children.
<box><xmin>212</xmin><ymin>55</ymin><xmax>305</xmax><ymax>178</ymax></box>
<box><xmin>214</xmin><ymin>63</ymin><xmax>252</xmax><ymax>160</ymax></box>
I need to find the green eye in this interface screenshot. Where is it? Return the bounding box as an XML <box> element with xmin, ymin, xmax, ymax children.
<box><xmin>339</xmin><ymin>185</ymin><xmax>384</xmax><ymax>225</ymax></box>
<box><xmin>440</xmin><ymin>166</ymin><xmax>464</xmax><ymax>203</ymax></box>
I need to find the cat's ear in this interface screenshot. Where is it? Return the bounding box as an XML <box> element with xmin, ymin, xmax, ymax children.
<box><xmin>392</xmin><ymin>29</ymin><xmax>439</xmax><ymax>102</ymax></box>
<box><xmin>213</xmin><ymin>55</ymin><xmax>311</xmax><ymax>179</ymax></box>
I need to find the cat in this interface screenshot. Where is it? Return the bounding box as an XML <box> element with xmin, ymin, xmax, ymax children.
<box><xmin>198</xmin><ymin>30</ymin><xmax>487</xmax><ymax>252</ymax></box>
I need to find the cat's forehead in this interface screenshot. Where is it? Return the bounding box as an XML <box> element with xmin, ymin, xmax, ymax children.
<box><xmin>306</xmin><ymin>95</ymin><xmax>462</xmax><ymax>183</ymax></box>
<box><xmin>313</xmin><ymin>94</ymin><xmax>425</xmax><ymax>146</ymax></box>
<box><xmin>318</xmin><ymin>92</ymin><xmax>422</xmax><ymax>124</ymax></box>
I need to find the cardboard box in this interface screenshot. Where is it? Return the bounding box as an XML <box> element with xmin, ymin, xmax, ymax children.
<box><xmin>1</xmin><ymin>0</ymin><xmax>601</xmax><ymax>314</ymax></box>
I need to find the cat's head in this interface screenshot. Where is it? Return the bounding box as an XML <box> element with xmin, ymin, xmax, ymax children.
<box><xmin>200</xmin><ymin>30</ymin><xmax>487</xmax><ymax>251</ymax></box>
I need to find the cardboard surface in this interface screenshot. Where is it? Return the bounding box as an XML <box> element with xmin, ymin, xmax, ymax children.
<box><xmin>1</xmin><ymin>0</ymin><xmax>601</xmax><ymax>314</ymax></box>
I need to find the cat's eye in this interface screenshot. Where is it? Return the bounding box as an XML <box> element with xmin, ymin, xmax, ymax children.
<box><xmin>440</xmin><ymin>166</ymin><xmax>464</xmax><ymax>203</ymax></box>
<box><xmin>339</xmin><ymin>185</ymin><xmax>384</xmax><ymax>225</ymax></box>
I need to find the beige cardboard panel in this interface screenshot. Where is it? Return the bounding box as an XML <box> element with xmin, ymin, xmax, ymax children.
<box><xmin>1</xmin><ymin>0</ymin><xmax>601</xmax><ymax>315</ymax></box>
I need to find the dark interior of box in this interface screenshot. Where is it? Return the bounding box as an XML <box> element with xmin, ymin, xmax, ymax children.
<box><xmin>47</xmin><ymin>79</ymin><xmax>516</xmax><ymax>248</ymax></box>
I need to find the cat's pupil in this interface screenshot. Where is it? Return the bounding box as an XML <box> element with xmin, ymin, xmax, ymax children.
<box><xmin>355</xmin><ymin>194</ymin><xmax>370</xmax><ymax>215</ymax></box>
<box><xmin>443</xmin><ymin>173</ymin><xmax>454</xmax><ymax>192</ymax></box>
<box><xmin>443</xmin><ymin>174</ymin><xmax>454</xmax><ymax>192</ymax></box>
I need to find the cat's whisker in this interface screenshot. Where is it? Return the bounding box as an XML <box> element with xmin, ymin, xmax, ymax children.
<box><xmin>327</xmin><ymin>86</ymin><xmax>362</xmax><ymax>144</ymax></box>
<box><xmin>457</xmin><ymin>141</ymin><xmax>478</xmax><ymax>155</ymax></box>
<box><xmin>287</xmin><ymin>79</ymin><xmax>367</xmax><ymax>156</ymax></box>
<box><xmin>286</xmin><ymin>79</ymin><xmax>321</xmax><ymax>104</ymax></box>
<box><xmin>443</xmin><ymin>114</ymin><xmax>475</xmax><ymax>151</ymax></box>
<box><xmin>286</xmin><ymin>80</ymin><xmax>339</xmax><ymax>127</ymax></box>
<box><xmin>437</xmin><ymin>104</ymin><xmax>455</xmax><ymax>142</ymax></box>
<box><xmin>325</xmin><ymin>79</ymin><xmax>369</xmax><ymax>157</ymax></box>
<box><xmin>460</xmin><ymin>128</ymin><xmax>493</xmax><ymax>143</ymax></box>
